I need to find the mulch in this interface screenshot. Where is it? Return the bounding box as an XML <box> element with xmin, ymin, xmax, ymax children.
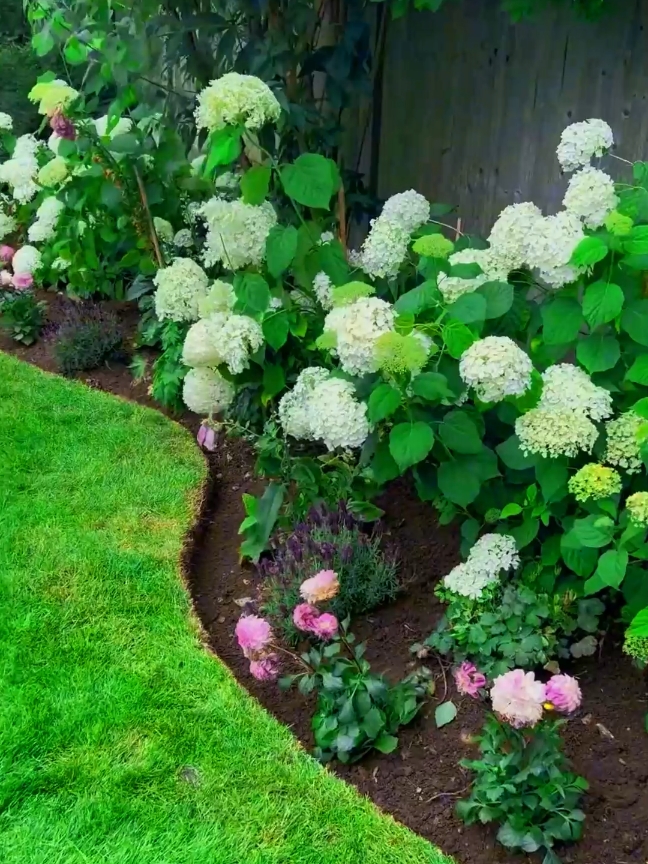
<box><xmin>4</xmin><ymin>291</ymin><xmax>648</xmax><ymax>864</ymax></box>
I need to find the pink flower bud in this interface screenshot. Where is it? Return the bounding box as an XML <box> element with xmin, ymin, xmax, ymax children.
<box><xmin>0</xmin><ymin>245</ymin><xmax>15</xmax><ymax>263</ymax></box>
<box><xmin>12</xmin><ymin>272</ymin><xmax>33</xmax><ymax>290</ymax></box>
<box><xmin>545</xmin><ymin>674</ymin><xmax>582</xmax><ymax>714</ymax></box>
<box><xmin>0</xmin><ymin>270</ymin><xmax>13</xmax><ymax>287</ymax></box>
<box><xmin>196</xmin><ymin>422</ymin><xmax>216</xmax><ymax>452</ymax></box>
<box><xmin>454</xmin><ymin>661</ymin><xmax>487</xmax><ymax>698</ymax></box>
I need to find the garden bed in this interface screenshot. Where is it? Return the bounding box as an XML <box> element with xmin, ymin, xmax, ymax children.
<box><xmin>3</xmin><ymin>294</ymin><xmax>648</xmax><ymax>864</ymax></box>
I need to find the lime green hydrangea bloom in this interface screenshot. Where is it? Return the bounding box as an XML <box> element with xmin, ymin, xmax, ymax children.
<box><xmin>568</xmin><ymin>463</ymin><xmax>622</xmax><ymax>502</ymax></box>
<box><xmin>37</xmin><ymin>157</ymin><xmax>69</xmax><ymax>188</ymax></box>
<box><xmin>330</xmin><ymin>281</ymin><xmax>375</xmax><ymax>307</ymax></box>
<box><xmin>625</xmin><ymin>491</ymin><xmax>648</xmax><ymax>526</ymax></box>
<box><xmin>153</xmin><ymin>217</ymin><xmax>174</xmax><ymax>243</ymax></box>
<box><xmin>604</xmin><ymin>210</ymin><xmax>634</xmax><ymax>237</ymax></box>
<box><xmin>374</xmin><ymin>330</ymin><xmax>430</xmax><ymax>376</ymax></box>
<box><xmin>623</xmin><ymin>633</ymin><xmax>648</xmax><ymax>664</ymax></box>
<box><xmin>28</xmin><ymin>79</ymin><xmax>79</xmax><ymax>116</ymax></box>
<box><xmin>412</xmin><ymin>233</ymin><xmax>454</xmax><ymax>259</ymax></box>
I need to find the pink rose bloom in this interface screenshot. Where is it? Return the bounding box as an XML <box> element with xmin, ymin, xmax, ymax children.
<box><xmin>293</xmin><ymin>603</ymin><xmax>320</xmax><ymax>633</ymax></box>
<box><xmin>197</xmin><ymin>422</ymin><xmax>216</xmax><ymax>452</ymax></box>
<box><xmin>50</xmin><ymin>110</ymin><xmax>76</xmax><ymax>140</ymax></box>
<box><xmin>545</xmin><ymin>674</ymin><xmax>582</xmax><ymax>714</ymax></box>
<box><xmin>0</xmin><ymin>245</ymin><xmax>15</xmax><ymax>263</ymax></box>
<box><xmin>310</xmin><ymin>612</ymin><xmax>339</xmax><ymax>641</ymax></box>
<box><xmin>249</xmin><ymin>654</ymin><xmax>279</xmax><ymax>681</ymax></box>
<box><xmin>13</xmin><ymin>272</ymin><xmax>33</xmax><ymax>290</ymax></box>
<box><xmin>491</xmin><ymin>669</ymin><xmax>546</xmax><ymax>728</ymax></box>
<box><xmin>235</xmin><ymin>615</ymin><xmax>272</xmax><ymax>658</ymax></box>
<box><xmin>454</xmin><ymin>661</ymin><xmax>487</xmax><ymax>698</ymax></box>
<box><xmin>0</xmin><ymin>270</ymin><xmax>13</xmax><ymax>287</ymax></box>
<box><xmin>300</xmin><ymin>569</ymin><xmax>340</xmax><ymax>604</ymax></box>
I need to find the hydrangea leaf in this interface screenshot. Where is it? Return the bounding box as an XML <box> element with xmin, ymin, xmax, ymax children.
<box><xmin>367</xmin><ymin>383</ymin><xmax>401</xmax><ymax>424</ymax></box>
<box><xmin>625</xmin><ymin>354</ymin><xmax>648</xmax><ymax>386</ymax></box>
<box><xmin>621</xmin><ymin>299</ymin><xmax>648</xmax><ymax>346</ymax></box>
<box><xmin>389</xmin><ymin>422</ymin><xmax>434</xmax><ymax>471</ymax></box>
<box><xmin>628</xmin><ymin>607</ymin><xmax>648</xmax><ymax>637</ymax></box>
<box><xmin>570</xmin><ymin>235</ymin><xmax>608</xmax><ymax>267</ymax></box>
<box><xmin>582</xmin><ymin>280</ymin><xmax>624</xmax><ymax>329</ymax></box>
<box><xmin>266</xmin><ymin>225</ymin><xmax>298</xmax><ymax>278</ymax></box>
<box><xmin>439</xmin><ymin>410</ymin><xmax>483</xmax><ymax>454</ymax></box>
<box><xmin>281</xmin><ymin>153</ymin><xmax>338</xmax><ymax>210</ymax></box>
<box><xmin>496</xmin><ymin>435</ymin><xmax>539</xmax><ymax>470</ymax></box>
<box><xmin>572</xmin><ymin>515</ymin><xmax>615</xmax><ymax>548</ymax></box>
<box><xmin>240</xmin><ymin>165</ymin><xmax>271</xmax><ymax>206</ymax></box>
<box><xmin>437</xmin><ymin>459</ymin><xmax>481</xmax><ymax>506</ymax></box>
<box><xmin>540</xmin><ymin>297</ymin><xmax>583</xmax><ymax>346</ymax></box>
<box><xmin>576</xmin><ymin>333</ymin><xmax>620</xmax><ymax>373</ymax></box>
<box><xmin>476</xmin><ymin>281</ymin><xmax>514</xmax><ymax>319</ymax></box>
<box><xmin>593</xmin><ymin>548</ymin><xmax>628</xmax><ymax>590</ymax></box>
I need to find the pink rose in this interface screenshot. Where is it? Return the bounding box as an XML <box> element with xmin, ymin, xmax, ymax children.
<box><xmin>197</xmin><ymin>422</ymin><xmax>216</xmax><ymax>452</ymax></box>
<box><xmin>50</xmin><ymin>110</ymin><xmax>76</xmax><ymax>141</ymax></box>
<box><xmin>545</xmin><ymin>674</ymin><xmax>582</xmax><ymax>714</ymax></box>
<box><xmin>454</xmin><ymin>661</ymin><xmax>487</xmax><ymax>698</ymax></box>
<box><xmin>309</xmin><ymin>612</ymin><xmax>339</xmax><ymax>641</ymax></box>
<box><xmin>249</xmin><ymin>654</ymin><xmax>279</xmax><ymax>681</ymax></box>
<box><xmin>293</xmin><ymin>603</ymin><xmax>320</xmax><ymax>633</ymax></box>
<box><xmin>491</xmin><ymin>669</ymin><xmax>546</xmax><ymax>728</ymax></box>
<box><xmin>0</xmin><ymin>245</ymin><xmax>15</xmax><ymax>263</ymax></box>
<box><xmin>235</xmin><ymin>615</ymin><xmax>272</xmax><ymax>658</ymax></box>
<box><xmin>300</xmin><ymin>569</ymin><xmax>339</xmax><ymax>604</ymax></box>
<box><xmin>13</xmin><ymin>273</ymin><xmax>33</xmax><ymax>290</ymax></box>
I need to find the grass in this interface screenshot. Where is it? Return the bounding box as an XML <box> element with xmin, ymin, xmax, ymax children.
<box><xmin>0</xmin><ymin>353</ymin><xmax>449</xmax><ymax>864</ymax></box>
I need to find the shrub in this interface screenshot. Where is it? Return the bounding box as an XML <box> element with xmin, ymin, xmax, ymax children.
<box><xmin>0</xmin><ymin>287</ymin><xmax>45</xmax><ymax>344</ymax></box>
<box><xmin>257</xmin><ymin>502</ymin><xmax>399</xmax><ymax>644</ymax></box>
<box><xmin>53</xmin><ymin>303</ymin><xmax>123</xmax><ymax>375</ymax></box>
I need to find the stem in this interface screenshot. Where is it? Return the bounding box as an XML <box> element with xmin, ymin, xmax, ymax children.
<box><xmin>134</xmin><ymin>166</ymin><xmax>165</xmax><ymax>269</ymax></box>
<box><xmin>339</xmin><ymin>633</ymin><xmax>363</xmax><ymax>673</ymax></box>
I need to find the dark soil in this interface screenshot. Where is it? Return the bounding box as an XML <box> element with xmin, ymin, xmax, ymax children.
<box><xmin>4</xmin><ymin>293</ymin><xmax>648</xmax><ymax>864</ymax></box>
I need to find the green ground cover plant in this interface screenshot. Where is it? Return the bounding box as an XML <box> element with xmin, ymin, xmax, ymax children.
<box><xmin>0</xmin><ymin>351</ymin><xmax>448</xmax><ymax>864</ymax></box>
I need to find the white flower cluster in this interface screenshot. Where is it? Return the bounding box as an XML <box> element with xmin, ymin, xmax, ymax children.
<box><xmin>153</xmin><ymin>217</ymin><xmax>174</xmax><ymax>243</ymax></box>
<box><xmin>0</xmin><ymin>113</ymin><xmax>13</xmax><ymax>131</ymax></box>
<box><xmin>604</xmin><ymin>411</ymin><xmax>643</xmax><ymax>474</ymax></box>
<box><xmin>487</xmin><ymin>203</ymin><xmax>544</xmax><ymax>273</ymax></box>
<box><xmin>93</xmin><ymin>115</ymin><xmax>133</xmax><ymax>139</ymax></box>
<box><xmin>173</xmin><ymin>228</ymin><xmax>193</xmax><ymax>248</ymax></box>
<box><xmin>322</xmin><ymin>296</ymin><xmax>395</xmax><ymax>376</ymax></box>
<box><xmin>12</xmin><ymin>244</ymin><xmax>42</xmax><ymax>275</ymax></box>
<box><xmin>183</xmin><ymin>311</ymin><xmax>263</xmax><ymax>375</ymax></box>
<box><xmin>197</xmin><ymin>280</ymin><xmax>235</xmax><ymax>318</ymax></box>
<box><xmin>437</xmin><ymin>247</ymin><xmax>493</xmax><ymax>303</ymax></box>
<box><xmin>201</xmin><ymin>197</ymin><xmax>277</xmax><ymax>270</ymax></box>
<box><xmin>313</xmin><ymin>271</ymin><xmax>334</xmax><ymax>309</ymax></box>
<box><xmin>359</xmin><ymin>190</ymin><xmax>430</xmax><ymax>279</ymax></box>
<box><xmin>459</xmin><ymin>336</ymin><xmax>533</xmax><ymax>403</ymax></box>
<box><xmin>516</xmin><ymin>407</ymin><xmax>598</xmax><ymax>459</ymax></box>
<box><xmin>0</xmin><ymin>210</ymin><xmax>16</xmax><ymax>241</ymax></box>
<box><xmin>278</xmin><ymin>367</ymin><xmax>370</xmax><ymax>451</ymax></box>
<box><xmin>28</xmin><ymin>197</ymin><xmax>64</xmax><ymax>243</ymax></box>
<box><xmin>443</xmin><ymin>533</ymin><xmax>519</xmax><ymax>599</ymax></box>
<box><xmin>556</xmin><ymin>119</ymin><xmax>614</xmax><ymax>173</ymax></box>
<box><xmin>0</xmin><ymin>134</ymin><xmax>41</xmax><ymax>203</ymax></box>
<box><xmin>563</xmin><ymin>166</ymin><xmax>618</xmax><ymax>229</ymax></box>
<box><xmin>153</xmin><ymin>258</ymin><xmax>211</xmax><ymax>322</ymax></box>
<box><xmin>195</xmin><ymin>73</ymin><xmax>281</xmax><ymax>133</ymax></box>
<box><xmin>182</xmin><ymin>367</ymin><xmax>235</xmax><ymax>415</ymax></box>
<box><xmin>525</xmin><ymin>210</ymin><xmax>585</xmax><ymax>289</ymax></box>
<box><xmin>538</xmin><ymin>364</ymin><xmax>612</xmax><ymax>420</ymax></box>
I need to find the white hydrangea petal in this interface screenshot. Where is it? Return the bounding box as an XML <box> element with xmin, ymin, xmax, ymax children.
<box><xmin>459</xmin><ymin>336</ymin><xmax>533</xmax><ymax>403</ymax></box>
<box><xmin>323</xmin><ymin>297</ymin><xmax>396</xmax><ymax>377</ymax></box>
<box><xmin>153</xmin><ymin>257</ymin><xmax>211</xmax><ymax>323</ymax></box>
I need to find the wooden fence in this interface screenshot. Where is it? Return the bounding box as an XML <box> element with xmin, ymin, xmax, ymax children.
<box><xmin>376</xmin><ymin>0</ymin><xmax>648</xmax><ymax>234</ymax></box>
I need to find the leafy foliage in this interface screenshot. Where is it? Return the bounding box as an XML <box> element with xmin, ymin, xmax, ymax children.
<box><xmin>0</xmin><ymin>288</ymin><xmax>45</xmax><ymax>344</ymax></box>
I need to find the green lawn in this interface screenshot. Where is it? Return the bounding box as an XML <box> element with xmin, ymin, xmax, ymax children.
<box><xmin>0</xmin><ymin>353</ymin><xmax>448</xmax><ymax>864</ymax></box>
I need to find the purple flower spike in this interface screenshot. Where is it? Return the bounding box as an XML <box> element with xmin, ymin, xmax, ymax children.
<box><xmin>196</xmin><ymin>422</ymin><xmax>217</xmax><ymax>452</ymax></box>
<box><xmin>320</xmin><ymin>542</ymin><xmax>335</xmax><ymax>563</ymax></box>
<box><xmin>287</xmin><ymin>536</ymin><xmax>303</xmax><ymax>562</ymax></box>
<box><xmin>340</xmin><ymin>545</ymin><xmax>353</xmax><ymax>564</ymax></box>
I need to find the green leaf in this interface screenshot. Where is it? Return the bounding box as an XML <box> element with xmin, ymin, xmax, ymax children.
<box><xmin>261</xmin><ymin>364</ymin><xmax>285</xmax><ymax>404</ymax></box>
<box><xmin>510</xmin><ymin>518</ymin><xmax>539</xmax><ymax>550</ymax></box>
<box><xmin>361</xmin><ymin>706</ymin><xmax>385</xmax><ymax>739</ymax></box>
<box><xmin>63</xmin><ymin>35</ymin><xmax>88</xmax><ymax>65</ymax></box>
<box><xmin>434</xmin><ymin>701</ymin><xmax>457</xmax><ymax>728</ymax></box>
<box><xmin>394</xmin><ymin>280</ymin><xmax>440</xmax><ymax>315</ymax></box>
<box><xmin>437</xmin><ymin>460</ymin><xmax>481</xmax><ymax>506</ymax></box>
<box><xmin>541</xmin><ymin>297</ymin><xmax>583</xmax><ymax>345</ymax></box>
<box><xmin>582</xmin><ymin>281</ymin><xmax>624</xmax><ymax>329</ymax></box>
<box><xmin>625</xmin><ymin>354</ymin><xmax>648</xmax><ymax>385</ymax></box>
<box><xmin>439</xmin><ymin>410</ymin><xmax>483</xmax><ymax>454</ymax></box>
<box><xmin>573</xmin><ymin>515</ymin><xmax>615</xmax><ymax>548</ymax></box>
<box><xmin>389</xmin><ymin>422</ymin><xmax>434</xmax><ymax>471</ymax></box>
<box><xmin>496</xmin><ymin>435</ymin><xmax>538</xmax><ymax>470</ymax></box>
<box><xmin>266</xmin><ymin>225</ymin><xmax>298</xmax><ymax>278</ymax></box>
<box><xmin>373</xmin><ymin>734</ymin><xmax>399</xmax><ymax>754</ymax></box>
<box><xmin>448</xmin><ymin>292</ymin><xmax>486</xmax><ymax>324</ymax></box>
<box><xmin>368</xmin><ymin>383</ymin><xmax>401</xmax><ymax>424</ymax></box>
<box><xmin>628</xmin><ymin>607</ymin><xmax>648</xmax><ymax>637</ymax></box>
<box><xmin>571</xmin><ymin>235</ymin><xmax>609</xmax><ymax>266</ymax></box>
<box><xmin>235</xmin><ymin>274</ymin><xmax>271</xmax><ymax>316</ymax></box>
<box><xmin>442</xmin><ymin>320</ymin><xmax>475</xmax><ymax>359</ymax></box>
<box><xmin>240</xmin><ymin>165</ymin><xmax>271</xmax><ymax>205</ymax></box>
<box><xmin>476</xmin><ymin>281</ymin><xmax>514</xmax><ymax>319</ymax></box>
<box><xmin>594</xmin><ymin>548</ymin><xmax>628</xmax><ymax>589</ymax></box>
<box><xmin>500</xmin><ymin>502</ymin><xmax>523</xmax><ymax>518</ymax></box>
<box><xmin>262</xmin><ymin>310</ymin><xmax>290</xmax><ymax>351</ymax></box>
<box><xmin>281</xmin><ymin>153</ymin><xmax>338</xmax><ymax>210</ymax></box>
<box><xmin>577</xmin><ymin>333</ymin><xmax>620</xmax><ymax>373</ymax></box>
<box><xmin>106</xmin><ymin>133</ymin><xmax>140</xmax><ymax>155</ymax></box>
<box><xmin>561</xmin><ymin>532</ymin><xmax>599</xmax><ymax>577</ymax></box>
<box><xmin>621</xmin><ymin>300</ymin><xmax>648</xmax><ymax>346</ymax></box>
<box><xmin>624</xmin><ymin>225</ymin><xmax>648</xmax><ymax>254</ymax></box>
<box><xmin>633</xmin><ymin>396</ymin><xmax>648</xmax><ymax>419</ymax></box>
<box><xmin>32</xmin><ymin>28</ymin><xmax>55</xmax><ymax>56</ymax></box>
<box><xmin>535</xmin><ymin>459</ymin><xmax>568</xmax><ymax>503</ymax></box>
<box><xmin>204</xmin><ymin>126</ymin><xmax>242</xmax><ymax>173</ymax></box>
<box><xmin>497</xmin><ymin>822</ymin><xmax>526</xmax><ymax>849</ymax></box>
<box><xmin>410</xmin><ymin>371</ymin><xmax>454</xmax><ymax>402</ymax></box>
<box><xmin>370</xmin><ymin>439</ymin><xmax>401</xmax><ymax>485</ymax></box>
<box><xmin>239</xmin><ymin>482</ymin><xmax>285</xmax><ymax>562</ymax></box>
<box><xmin>450</xmin><ymin>262</ymin><xmax>483</xmax><ymax>279</ymax></box>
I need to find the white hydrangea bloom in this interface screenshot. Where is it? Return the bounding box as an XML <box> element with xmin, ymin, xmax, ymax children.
<box><xmin>459</xmin><ymin>336</ymin><xmax>533</xmax><ymax>403</ymax></box>
<box><xmin>525</xmin><ymin>211</ymin><xmax>585</xmax><ymax>289</ymax></box>
<box><xmin>443</xmin><ymin>533</ymin><xmax>519</xmax><ymax>599</ymax></box>
<box><xmin>0</xmin><ymin>134</ymin><xmax>41</xmax><ymax>204</ymax></box>
<box><xmin>313</xmin><ymin>270</ymin><xmax>334</xmax><ymax>310</ymax></box>
<box><xmin>13</xmin><ymin>134</ymin><xmax>40</xmax><ymax>160</ymax></box>
<box><xmin>0</xmin><ymin>113</ymin><xmax>13</xmax><ymax>131</ymax></box>
<box><xmin>153</xmin><ymin>217</ymin><xmax>174</xmax><ymax>242</ymax></box>
<box><xmin>0</xmin><ymin>211</ymin><xmax>16</xmax><ymax>241</ymax></box>
<box><xmin>173</xmin><ymin>228</ymin><xmax>194</xmax><ymax>248</ymax></box>
<box><xmin>278</xmin><ymin>367</ymin><xmax>369</xmax><ymax>451</ymax></box>
<box><xmin>487</xmin><ymin>203</ymin><xmax>544</xmax><ymax>272</ymax></box>
<box><xmin>201</xmin><ymin>197</ymin><xmax>277</xmax><ymax>270</ymax></box>
<box><xmin>207</xmin><ymin>313</ymin><xmax>264</xmax><ymax>375</ymax></box>
<box><xmin>197</xmin><ymin>280</ymin><xmax>236</xmax><ymax>318</ymax></box>
<box><xmin>153</xmin><ymin>257</ymin><xmax>211</xmax><ymax>322</ymax></box>
<box><xmin>93</xmin><ymin>115</ymin><xmax>133</xmax><ymax>139</ymax></box>
<box><xmin>557</xmin><ymin>119</ymin><xmax>613</xmax><ymax>173</ymax></box>
<box><xmin>437</xmin><ymin>247</ymin><xmax>492</xmax><ymax>303</ymax></box>
<box><xmin>182</xmin><ymin>315</ymin><xmax>229</xmax><ymax>368</ymax></box>
<box><xmin>28</xmin><ymin>197</ymin><xmax>64</xmax><ymax>243</ymax></box>
<box><xmin>562</xmin><ymin>166</ymin><xmax>618</xmax><ymax>229</ymax></box>
<box><xmin>516</xmin><ymin>407</ymin><xmax>598</xmax><ymax>458</ymax></box>
<box><xmin>323</xmin><ymin>296</ymin><xmax>395</xmax><ymax>376</ymax></box>
<box><xmin>539</xmin><ymin>364</ymin><xmax>612</xmax><ymax>421</ymax></box>
<box><xmin>359</xmin><ymin>190</ymin><xmax>430</xmax><ymax>279</ymax></box>
<box><xmin>347</xmin><ymin>248</ymin><xmax>362</xmax><ymax>268</ymax></box>
<box><xmin>604</xmin><ymin>411</ymin><xmax>643</xmax><ymax>474</ymax></box>
<box><xmin>182</xmin><ymin>367</ymin><xmax>235</xmax><ymax>415</ymax></box>
<box><xmin>195</xmin><ymin>73</ymin><xmax>281</xmax><ymax>133</ymax></box>
<box><xmin>319</xmin><ymin>231</ymin><xmax>335</xmax><ymax>244</ymax></box>
<box><xmin>48</xmin><ymin>132</ymin><xmax>63</xmax><ymax>154</ymax></box>
<box><xmin>12</xmin><ymin>244</ymin><xmax>42</xmax><ymax>275</ymax></box>
<box><xmin>214</xmin><ymin>171</ymin><xmax>239</xmax><ymax>190</ymax></box>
